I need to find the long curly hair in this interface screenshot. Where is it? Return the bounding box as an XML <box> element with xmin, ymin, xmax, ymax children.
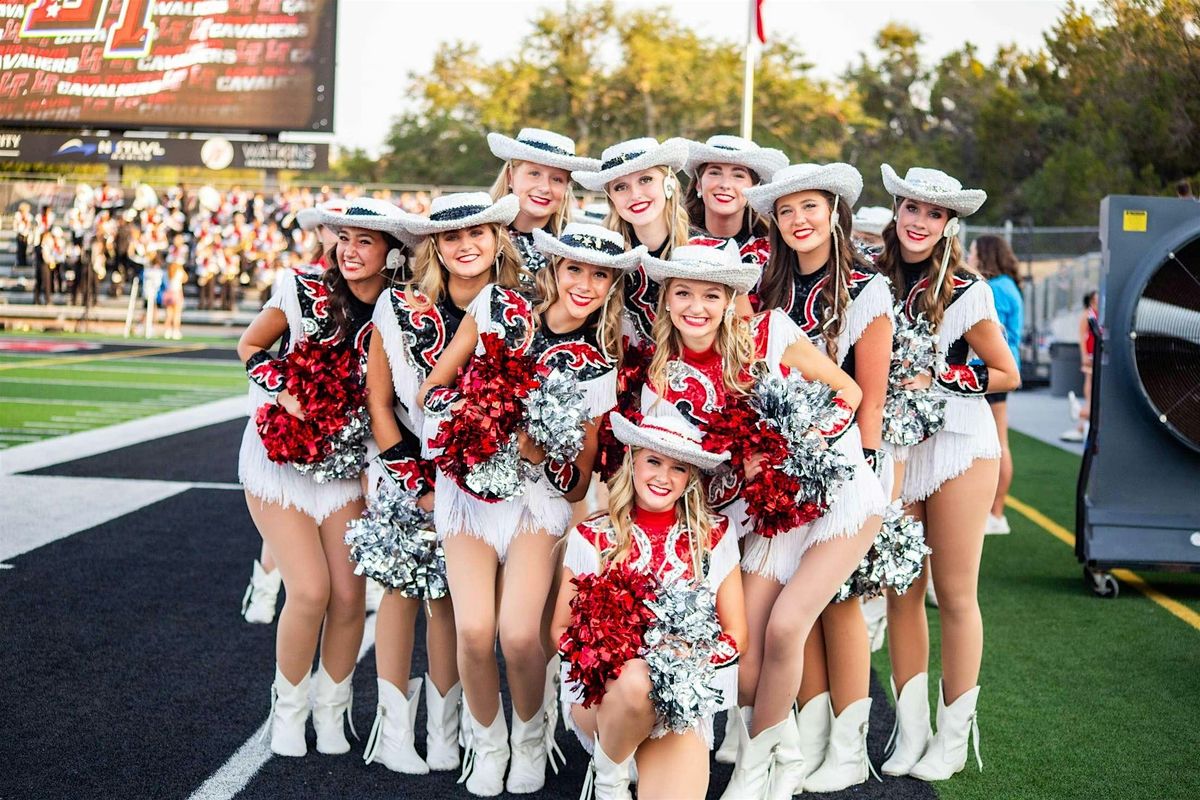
<box><xmin>876</xmin><ymin>211</ymin><xmax>964</xmax><ymax>331</ymax></box>
<box><xmin>406</xmin><ymin>223</ymin><xmax>528</xmax><ymax>309</ymax></box>
<box><xmin>757</xmin><ymin>191</ymin><xmax>869</xmax><ymax>358</ymax></box>
<box><xmin>646</xmin><ymin>277</ymin><xmax>755</xmax><ymax>401</ymax></box>
<box><xmin>603</xmin><ymin>165</ymin><xmax>691</xmax><ymax>257</ymax></box>
<box><xmin>534</xmin><ymin>257</ymin><xmax>626</xmax><ymax>363</ymax></box>
<box><xmin>603</xmin><ymin>447</ymin><xmax>714</xmax><ymax>579</ymax></box>
<box><xmin>489</xmin><ymin>159</ymin><xmax>574</xmax><ymax>236</ymax></box>
<box><xmin>972</xmin><ymin>234</ymin><xmax>1019</xmax><ymax>282</ymax></box>
<box><xmin>322</xmin><ymin>230</ymin><xmax>406</xmax><ymax>341</ymax></box>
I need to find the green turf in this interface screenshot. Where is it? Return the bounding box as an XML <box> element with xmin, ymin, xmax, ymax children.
<box><xmin>874</xmin><ymin>430</ymin><xmax>1200</xmax><ymax>800</ymax></box>
<box><xmin>0</xmin><ymin>329</ymin><xmax>240</xmax><ymax>346</ymax></box>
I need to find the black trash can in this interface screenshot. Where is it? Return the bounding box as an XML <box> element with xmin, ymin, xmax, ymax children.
<box><xmin>1049</xmin><ymin>341</ymin><xmax>1084</xmax><ymax>397</ymax></box>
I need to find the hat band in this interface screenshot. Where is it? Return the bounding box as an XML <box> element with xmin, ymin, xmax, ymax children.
<box><xmin>907</xmin><ymin>180</ymin><xmax>957</xmax><ymax>195</ymax></box>
<box><xmin>429</xmin><ymin>204</ymin><xmax>490</xmax><ymax>222</ymax></box>
<box><xmin>518</xmin><ymin>138</ymin><xmax>572</xmax><ymax>157</ymax></box>
<box><xmin>640</xmin><ymin>419</ymin><xmax>703</xmax><ymax>449</ymax></box>
<box><xmin>560</xmin><ymin>233</ymin><xmax>623</xmax><ymax>256</ymax></box>
<box><xmin>343</xmin><ymin>206</ymin><xmax>385</xmax><ymax>217</ymax></box>
<box><xmin>600</xmin><ymin>150</ymin><xmax>647</xmax><ymax>172</ymax></box>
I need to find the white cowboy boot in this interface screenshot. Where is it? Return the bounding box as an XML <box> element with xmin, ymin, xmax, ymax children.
<box><xmin>803</xmin><ymin>697</ymin><xmax>877</xmax><ymax>792</ymax></box>
<box><xmin>458</xmin><ymin>697</ymin><xmax>509</xmax><ymax>797</ymax></box>
<box><xmin>881</xmin><ymin>673</ymin><xmax>933</xmax><ymax>776</ymax></box>
<box><xmin>241</xmin><ymin>560</ymin><xmax>281</xmax><ymax>624</ymax></box>
<box><xmin>861</xmin><ymin>596</ymin><xmax>888</xmax><ymax>652</ymax></box>
<box><xmin>424</xmin><ymin>676</ymin><xmax>462</xmax><ymax>770</ymax></box>
<box><xmin>508</xmin><ymin>703</ymin><xmax>564</xmax><ymax>794</ymax></box>
<box><xmin>714</xmin><ymin>707</ymin><xmax>742</xmax><ymax>764</ymax></box>
<box><xmin>766</xmin><ymin>706</ymin><xmax>805</xmax><ymax>800</ymax></box>
<box><xmin>313</xmin><ymin>664</ymin><xmax>357</xmax><ymax>755</ymax></box>
<box><xmin>909</xmin><ymin>682</ymin><xmax>982</xmax><ymax>781</ymax></box>
<box><xmin>363</xmin><ymin>677</ymin><xmax>428</xmax><ymax>774</ymax></box>
<box><xmin>543</xmin><ymin>655</ymin><xmax>562</xmax><ymax>740</ymax></box>
<box><xmin>265</xmin><ymin>666</ymin><xmax>309</xmax><ymax>757</ymax></box>
<box><xmin>581</xmin><ymin>738</ymin><xmax>633</xmax><ymax>800</ymax></box>
<box><xmin>719</xmin><ymin>711</ymin><xmax>789</xmax><ymax>800</ymax></box>
<box><xmin>797</xmin><ymin>691</ymin><xmax>832</xmax><ymax>783</ymax></box>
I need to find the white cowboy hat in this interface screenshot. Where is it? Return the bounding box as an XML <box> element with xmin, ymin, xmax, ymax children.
<box><xmin>532</xmin><ymin>223</ymin><xmax>646</xmax><ymax>271</ymax></box>
<box><xmin>297</xmin><ymin>197</ymin><xmax>347</xmax><ymax>231</ymax></box>
<box><xmin>684</xmin><ymin>134</ymin><xmax>789</xmax><ymax>182</ymax></box>
<box><xmin>487</xmin><ymin>128</ymin><xmax>601</xmax><ymax>174</ymax></box>
<box><xmin>571</xmin><ymin>137</ymin><xmax>690</xmax><ymax>193</ymax></box>
<box><xmin>404</xmin><ymin>192</ymin><xmax>520</xmax><ymax>236</ymax></box>
<box><xmin>880</xmin><ymin>164</ymin><xmax>986</xmax><ymax>216</ymax></box>
<box><xmin>852</xmin><ymin>205</ymin><xmax>892</xmax><ymax>236</ymax></box>
<box><xmin>641</xmin><ymin>239</ymin><xmax>760</xmax><ymax>294</ymax></box>
<box><xmin>743</xmin><ymin>162</ymin><xmax>864</xmax><ymax>217</ymax></box>
<box><xmin>317</xmin><ymin>196</ymin><xmax>422</xmax><ymax>248</ymax></box>
<box><xmin>610</xmin><ymin>411</ymin><xmax>729</xmax><ymax>472</ymax></box>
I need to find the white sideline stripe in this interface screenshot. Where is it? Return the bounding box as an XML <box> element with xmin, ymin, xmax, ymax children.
<box><xmin>187</xmin><ymin>613</ymin><xmax>379</xmax><ymax>800</ymax></box>
<box><xmin>0</xmin><ymin>395</ymin><xmax>246</xmax><ymax>475</ymax></box>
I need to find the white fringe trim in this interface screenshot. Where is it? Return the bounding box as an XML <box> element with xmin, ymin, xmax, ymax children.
<box><xmin>937</xmin><ymin>280</ymin><xmax>998</xmax><ymax>358</ymax></box>
<box><xmin>263</xmin><ymin>270</ymin><xmax>304</xmax><ymax>354</ymax></box>
<box><xmin>708</xmin><ymin>526</ymin><xmax>741</xmax><ymax>589</ymax></box>
<box><xmin>836</xmin><ymin>273</ymin><xmax>893</xmax><ymax>366</ymax></box>
<box><xmin>237</xmin><ymin>419</ymin><xmax>363</xmax><ymax>524</ymax></box>
<box><xmin>372</xmin><ymin>296</ymin><xmax>425</xmax><ymax>426</ymax></box>
<box><xmin>467</xmin><ymin>283</ymin><xmax>497</xmax><ymax>349</ymax></box>
<box><xmin>900</xmin><ymin>425</ymin><xmax>1001</xmax><ymax>504</ymax></box>
<box><xmin>580</xmin><ymin>369</ymin><xmax>618</xmax><ymax>419</ymax></box>
<box><xmin>763</xmin><ymin>309</ymin><xmax>804</xmax><ymax>376</ymax></box>
<box><xmin>713</xmin><ymin>665</ymin><xmax>738</xmax><ymax>713</ymax></box>
<box><xmin>434</xmin><ymin>469</ymin><xmax>571</xmax><ymax>562</ymax></box>
<box><xmin>563</xmin><ymin>527</ymin><xmax>602</xmax><ymax>577</ymax></box>
<box><xmin>741</xmin><ymin>427</ymin><xmax>887</xmax><ymax>583</ymax></box>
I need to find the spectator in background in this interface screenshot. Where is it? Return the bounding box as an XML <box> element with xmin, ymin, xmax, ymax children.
<box><xmin>1177</xmin><ymin>179</ymin><xmax>1194</xmax><ymax>200</ymax></box>
<box><xmin>161</xmin><ymin>260</ymin><xmax>188</xmax><ymax>340</ymax></box>
<box><xmin>1062</xmin><ymin>291</ymin><xmax>1099</xmax><ymax>443</ymax></box>
<box><xmin>13</xmin><ymin>202</ymin><xmax>33</xmax><ymax>269</ymax></box>
<box><xmin>140</xmin><ymin>252</ymin><xmax>165</xmax><ymax>338</ymax></box>
<box><xmin>970</xmin><ymin>235</ymin><xmax>1024</xmax><ymax>534</ymax></box>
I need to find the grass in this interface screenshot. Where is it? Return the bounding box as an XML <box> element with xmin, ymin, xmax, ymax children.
<box><xmin>0</xmin><ymin>345</ymin><xmax>245</xmax><ymax>449</ymax></box>
<box><xmin>0</xmin><ymin>328</ymin><xmax>241</xmax><ymax>346</ymax></box>
<box><xmin>873</xmin><ymin>431</ymin><xmax>1200</xmax><ymax>800</ymax></box>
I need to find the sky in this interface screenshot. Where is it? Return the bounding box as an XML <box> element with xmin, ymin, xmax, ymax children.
<box><xmin>323</xmin><ymin>0</ymin><xmax>1084</xmax><ymax>156</ymax></box>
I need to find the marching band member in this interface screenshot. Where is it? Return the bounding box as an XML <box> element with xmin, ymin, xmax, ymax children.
<box><xmin>487</xmin><ymin>128</ymin><xmax>601</xmax><ymax>277</ymax></box>
<box><xmin>236</xmin><ymin>197</ymin><xmax>411</xmax><ymax>759</ymax></box>
<box><xmin>873</xmin><ymin>165</ymin><xmax>1019</xmax><ymax>781</ymax></box>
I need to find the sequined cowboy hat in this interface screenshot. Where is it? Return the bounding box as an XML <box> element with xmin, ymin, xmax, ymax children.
<box><xmin>641</xmin><ymin>239</ymin><xmax>761</xmax><ymax>294</ymax></box>
<box><xmin>487</xmin><ymin>128</ymin><xmax>601</xmax><ymax>173</ymax></box>
<box><xmin>610</xmin><ymin>411</ymin><xmax>730</xmax><ymax>471</ymax></box>
<box><xmin>316</xmin><ymin>196</ymin><xmax>422</xmax><ymax>248</ymax></box>
<box><xmin>880</xmin><ymin>164</ymin><xmax>987</xmax><ymax>216</ymax></box>
<box><xmin>571</xmin><ymin>137</ymin><xmax>690</xmax><ymax>193</ymax></box>
<box><xmin>852</xmin><ymin>205</ymin><xmax>892</xmax><ymax>236</ymax></box>
<box><xmin>403</xmin><ymin>192</ymin><xmax>520</xmax><ymax>236</ymax></box>
<box><xmin>297</xmin><ymin>197</ymin><xmax>346</xmax><ymax>231</ymax></box>
<box><xmin>743</xmin><ymin>162</ymin><xmax>864</xmax><ymax>217</ymax></box>
<box><xmin>684</xmin><ymin>134</ymin><xmax>789</xmax><ymax>182</ymax></box>
<box><xmin>532</xmin><ymin>223</ymin><xmax>646</xmax><ymax>271</ymax></box>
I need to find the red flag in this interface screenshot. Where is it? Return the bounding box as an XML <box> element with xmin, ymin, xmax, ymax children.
<box><xmin>755</xmin><ymin>0</ymin><xmax>766</xmax><ymax>44</ymax></box>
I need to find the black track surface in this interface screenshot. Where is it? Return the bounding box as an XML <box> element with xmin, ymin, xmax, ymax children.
<box><xmin>1</xmin><ymin>340</ymin><xmax>240</xmax><ymax>360</ymax></box>
<box><xmin>4</xmin><ymin>418</ymin><xmax>938</xmax><ymax>800</ymax></box>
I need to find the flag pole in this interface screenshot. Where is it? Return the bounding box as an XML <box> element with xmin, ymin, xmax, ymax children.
<box><xmin>740</xmin><ymin>0</ymin><xmax>756</xmax><ymax>138</ymax></box>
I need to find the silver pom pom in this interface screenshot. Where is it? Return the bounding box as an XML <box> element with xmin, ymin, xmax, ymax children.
<box><xmin>832</xmin><ymin>502</ymin><xmax>930</xmax><ymax>601</ymax></box>
<box><xmin>752</xmin><ymin>372</ymin><xmax>857</xmax><ymax>512</ymax></box>
<box><xmin>344</xmin><ymin>481</ymin><xmax>447</xmax><ymax>599</ymax></box>
<box><xmin>525</xmin><ymin>367</ymin><xmax>587</xmax><ymax>465</ymax></box>
<box><xmin>883</xmin><ymin>308</ymin><xmax>947</xmax><ymax>447</ymax></box>
<box><xmin>295</xmin><ymin>406</ymin><xmax>370</xmax><ymax>483</ymax></box>
<box><xmin>464</xmin><ymin>435</ymin><xmax>527</xmax><ymax>500</ymax></box>
<box><xmin>643</xmin><ymin>581</ymin><xmax>725</xmax><ymax>736</ymax></box>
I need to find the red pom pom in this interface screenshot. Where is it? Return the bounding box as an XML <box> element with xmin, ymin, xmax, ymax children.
<box><xmin>559</xmin><ymin>561</ymin><xmax>658</xmax><ymax>709</ymax></box>
<box><xmin>256</xmin><ymin>339</ymin><xmax>365</xmax><ymax>465</ymax></box>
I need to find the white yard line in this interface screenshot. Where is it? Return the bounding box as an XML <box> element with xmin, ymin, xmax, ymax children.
<box><xmin>0</xmin><ymin>376</ymin><xmax>243</xmax><ymax>392</ymax></box>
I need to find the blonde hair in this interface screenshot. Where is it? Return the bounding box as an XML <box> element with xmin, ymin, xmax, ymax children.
<box><xmin>489</xmin><ymin>160</ymin><xmax>573</xmax><ymax>236</ymax></box>
<box><xmin>602</xmin><ymin>448</ymin><xmax>714</xmax><ymax>579</ymax></box>
<box><xmin>603</xmin><ymin>165</ymin><xmax>691</xmax><ymax>257</ymax></box>
<box><xmin>646</xmin><ymin>277</ymin><xmax>756</xmax><ymax>399</ymax></box>
<box><xmin>534</xmin><ymin>256</ymin><xmax>626</xmax><ymax>363</ymax></box>
<box><xmin>407</xmin><ymin>222</ymin><xmax>528</xmax><ymax>308</ymax></box>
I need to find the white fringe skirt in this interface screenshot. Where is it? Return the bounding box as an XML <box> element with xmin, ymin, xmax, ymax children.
<box><xmin>741</xmin><ymin>426</ymin><xmax>888</xmax><ymax>584</ymax></box>
<box><xmin>900</xmin><ymin>396</ymin><xmax>1000</xmax><ymax>504</ymax></box>
<box><xmin>237</xmin><ymin>419</ymin><xmax>364</xmax><ymax>524</ymax></box>
<box><xmin>434</xmin><ymin>469</ymin><xmax>572</xmax><ymax>562</ymax></box>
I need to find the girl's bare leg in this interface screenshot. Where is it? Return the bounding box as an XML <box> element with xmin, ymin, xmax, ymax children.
<box><xmin>425</xmin><ymin>596</ymin><xmax>460</xmax><ymax>694</ymax></box>
<box><xmin>375</xmin><ymin>592</ymin><xmax>420</xmax><ymax>686</ymax></box>
<box><xmin>797</xmin><ymin>617</ymin><xmax>829</xmax><ymax>706</ymax></box>
<box><xmin>595</xmin><ymin>659</ymin><xmax>656</xmax><ymax>762</ymax></box>
<box><xmin>821</xmin><ymin>598</ymin><xmax>871</xmax><ymax>714</ymax></box>
<box><xmin>736</xmin><ymin>572</ymin><xmax>785</xmax><ymax>707</ymax></box>
<box><xmin>634</xmin><ymin>727</ymin><xmax>710</xmax><ymax>800</ymax></box>
<box><xmin>886</xmin><ymin>499</ymin><xmax>929</xmax><ymax>690</ymax></box>
<box><xmin>444</xmin><ymin>534</ymin><xmax>501</xmax><ymax>722</ymax></box>
<box><xmin>497</xmin><ymin>530</ymin><xmax>560</xmax><ymax>722</ymax></box>
<box><xmin>317</xmin><ymin>500</ymin><xmax>367</xmax><ymax>680</ymax></box>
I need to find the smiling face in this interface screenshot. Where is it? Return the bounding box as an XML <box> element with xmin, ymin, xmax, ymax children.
<box><xmin>510</xmin><ymin>160</ymin><xmax>571</xmax><ymax>228</ymax></box>
<box><xmin>664</xmin><ymin>277</ymin><xmax>733</xmax><ymax>350</ymax></box>
<box><xmin>435</xmin><ymin>224</ymin><xmax>497</xmax><ymax>281</ymax></box>
<box><xmin>631</xmin><ymin>447</ymin><xmax>691</xmax><ymax>513</ymax></box>
<box><xmin>895</xmin><ymin>197</ymin><xmax>951</xmax><ymax>261</ymax></box>
<box><xmin>554</xmin><ymin>258</ymin><xmax>616</xmax><ymax>321</ymax></box>
<box><xmin>335</xmin><ymin>226</ymin><xmax>389</xmax><ymax>283</ymax></box>
<box><xmin>699</xmin><ymin>162</ymin><xmax>754</xmax><ymax>218</ymax></box>
<box><xmin>607</xmin><ymin>168</ymin><xmax>668</xmax><ymax>226</ymax></box>
<box><xmin>774</xmin><ymin>190</ymin><xmax>834</xmax><ymax>262</ymax></box>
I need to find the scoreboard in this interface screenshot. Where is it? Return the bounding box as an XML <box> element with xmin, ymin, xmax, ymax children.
<box><xmin>0</xmin><ymin>0</ymin><xmax>337</xmax><ymax>133</ymax></box>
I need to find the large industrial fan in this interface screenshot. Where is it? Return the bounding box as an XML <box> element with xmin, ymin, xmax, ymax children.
<box><xmin>1077</xmin><ymin>195</ymin><xmax>1200</xmax><ymax>597</ymax></box>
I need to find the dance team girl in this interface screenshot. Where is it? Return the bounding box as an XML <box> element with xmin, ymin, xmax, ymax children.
<box><xmin>237</xmin><ymin>130</ymin><xmax>1015</xmax><ymax>797</ymax></box>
